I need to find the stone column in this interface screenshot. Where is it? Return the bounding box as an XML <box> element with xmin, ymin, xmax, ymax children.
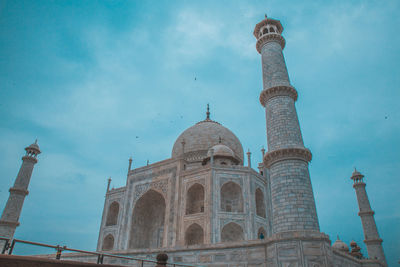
<box><xmin>0</xmin><ymin>141</ymin><xmax>41</xmax><ymax>241</ymax></box>
<box><xmin>254</xmin><ymin>17</ymin><xmax>319</xmax><ymax>234</ymax></box>
<box><xmin>351</xmin><ymin>170</ymin><xmax>387</xmax><ymax>265</ymax></box>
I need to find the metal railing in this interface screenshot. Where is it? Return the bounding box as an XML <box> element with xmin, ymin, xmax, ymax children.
<box><xmin>0</xmin><ymin>236</ymin><xmax>195</xmax><ymax>267</ymax></box>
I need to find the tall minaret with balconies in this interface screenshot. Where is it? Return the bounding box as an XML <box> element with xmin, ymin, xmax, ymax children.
<box><xmin>254</xmin><ymin>16</ymin><xmax>319</xmax><ymax>234</ymax></box>
<box><xmin>351</xmin><ymin>169</ymin><xmax>387</xmax><ymax>265</ymax></box>
<box><xmin>0</xmin><ymin>141</ymin><xmax>41</xmax><ymax>240</ymax></box>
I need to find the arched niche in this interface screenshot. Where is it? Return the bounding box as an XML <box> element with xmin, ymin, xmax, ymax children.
<box><xmin>102</xmin><ymin>234</ymin><xmax>114</xmax><ymax>251</ymax></box>
<box><xmin>257</xmin><ymin>227</ymin><xmax>266</xmax><ymax>239</ymax></box>
<box><xmin>221</xmin><ymin>222</ymin><xmax>244</xmax><ymax>242</ymax></box>
<box><xmin>255</xmin><ymin>188</ymin><xmax>266</xmax><ymax>218</ymax></box>
<box><xmin>129</xmin><ymin>189</ymin><xmax>166</xmax><ymax>249</ymax></box>
<box><xmin>105</xmin><ymin>201</ymin><xmax>119</xmax><ymax>226</ymax></box>
<box><xmin>186</xmin><ymin>183</ymin><xmax>205</xmax><ymax>215</ymax></box>
<box><xmin>220</xmin><ymin>182</ymin><xmax>243</xmax><ymax>212</ymax></box>
<box><xmin>185</xmin><ymin>223</ymin><xmax>204</xmax><ymax>246</ymax></box>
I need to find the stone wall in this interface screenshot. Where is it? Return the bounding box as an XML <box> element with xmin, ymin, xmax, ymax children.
<box><xmin>62</xmin><ymin>231</ymin><xmax>384</xmax><ymax>267</ymax></box>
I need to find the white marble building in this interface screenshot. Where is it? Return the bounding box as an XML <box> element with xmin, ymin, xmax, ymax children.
<box><xmin>91</xmin><ymin>16</ymin><xmax>388</xmax><ymax>267</ymax></box>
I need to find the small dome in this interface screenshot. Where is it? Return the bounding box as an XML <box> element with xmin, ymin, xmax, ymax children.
<box><xmin>25</xmin><ymin>140</ymin><xmax>41</xmax><ymax>154</ymax></box>
<box><xmin>208</xmin><ymin>144</ymin><xmax>235</xmax><ymax>158</ymax></box>
<box><xmin>332</xmin><ymin>238</ymin><xmax>349</xmax><ymax>252</ymax></box>
<box><xmin>29</xmin><ymin>142</ymin><xmax>40</xmax><ymax>150</ymax></box>
<box><xmin>352</xmin><ymin>169</ymin><xmax>362</xmax><ymax>177</ymax></box>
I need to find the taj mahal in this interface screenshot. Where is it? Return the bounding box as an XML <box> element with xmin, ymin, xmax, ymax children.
<box><xmin>0</xmin><ymin>16</ymin><xmax>388</xmax><ymax>267</ymax></box>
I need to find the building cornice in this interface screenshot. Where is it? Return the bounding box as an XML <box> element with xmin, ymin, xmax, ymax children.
<box><xmin>263</xmin><ymin>147</ymin><xmax>312</xmax><ymax>168</ymax></box>
<box><xmin>0</xmin><ymin>220</ymin><xmax>20</xmax><ymax>227</ymax></box>
<box><xmin>9</xmin><ymin>187</ymin><xmax>29</xmax><ymax>196</ymax></box>
<box><xmin>364</xmin><ymin>238</ymin><xmax>383</xmax><ymax>245</ymax></box>
<box><xmin>358</xmin><ymin>210</ymin><xmax>375</xmax><ymax>216</ymax></box>
<box><xmin>259</xmin><ymin>85</ymin><xmax>298</xmax><ymax>106</ymax></box>
<box><xmin>256</xmin><ymin>33</ymin><xmax>285</xmax><ymax>53</ymax></box>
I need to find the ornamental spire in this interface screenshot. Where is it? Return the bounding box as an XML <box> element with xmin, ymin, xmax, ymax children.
<box><xmin>206</xmin><ymin>103</ymin><xmax>210</xmax><ymax>119</ymax></box>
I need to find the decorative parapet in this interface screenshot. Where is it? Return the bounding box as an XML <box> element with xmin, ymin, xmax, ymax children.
<box><xmin>259</xmin><ymin>85</ymin><xmax>298</xmax><ymax>106</ymax></box>
<box><xmin>256</xmin><ymin>33</ymin><xmax>285</xmax><ymax>53</ymax></box>
<box><xmin>263</xmin><ymin>147</ymin><xmax>312</xmax><ymax>168</ymax></box>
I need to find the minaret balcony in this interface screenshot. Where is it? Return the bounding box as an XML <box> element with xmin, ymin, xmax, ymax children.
<box><xmin>256</xmin><ymin>33</ymin><xmax>286</xmax><ymax>53</ymax></box>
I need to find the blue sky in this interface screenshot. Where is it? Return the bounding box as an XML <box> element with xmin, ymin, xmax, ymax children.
<box><xmin>0</xmin><ymin>0</ymin><xmax>399</xmax><ymax>265</ymax></box>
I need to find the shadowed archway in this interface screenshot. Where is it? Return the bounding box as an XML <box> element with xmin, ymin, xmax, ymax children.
<box><xmin>106</xmin><ymin>201</ymin><xmax>119</xmax><ymax>226</ymax></box>
<box><xmin>258</xmin><ymin>227</ymin><xmax>266</xmax><ymax>239</ymax></box>
<box><xmin>186</xmin><ymin>183</ymin><xmax>205</xmax><ymax>215</ymax></box>
<box><xmin>185</xmin><ymin>223</ymin><xmax>204</xmax><ymax>246</ymax></box>
<box><xmin>102</xmin><ymin>234</ymin><xmax>114</xmax><ymax>251</ymax></box>
<box><xmin>220</xmin><ymin>182</ymin><xmax>243</xmax><ymax>212</ymax></box>
<box><xmin>129</xmin><ymin>189</ymin><xmax>166</xmax><ymax>249</ymax></box>
<box><xmin>221</xmin><ymin>222</ymin><xmax>244</xmax><ymax>242</ymax></box>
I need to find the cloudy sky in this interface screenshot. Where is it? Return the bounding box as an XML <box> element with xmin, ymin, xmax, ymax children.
<box><xmin>0</xmin><ymin>0</ymin><xmax>399</xmax><ymax>265</ymax></box>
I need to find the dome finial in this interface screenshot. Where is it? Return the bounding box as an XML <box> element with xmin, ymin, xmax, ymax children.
<box><xmin>206</xmin><ymin>103</ymin><xmax>210</xmax><ymax>119</ymax></box>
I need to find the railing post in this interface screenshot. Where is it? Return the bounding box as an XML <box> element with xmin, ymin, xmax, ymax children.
<box><xmin>55</xmin><ymin>245</ymin><xmax>64</xmax><ymax>260</ymax></box>
<box><xmin>97</xmin><ymin>254</ymin><xmax>104</xmax><ymax>264</ymax></box>
<box><xmin>8</xmin><ymin>239</ymin><xmax>16</xmax><ymax>255</ymax></box>
<box><xmin>1</xmin><ymin>239</ymin><xmax>10</xmax><ymax>254</ymax></box>
<box><xmin>156</xmin><ymin>253</ymin><xmax>168</xmax><ymax>267</ymax></box>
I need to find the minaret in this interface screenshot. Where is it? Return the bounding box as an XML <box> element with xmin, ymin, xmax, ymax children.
<box><xmin>351</xmin><ymin>169</ymin><xmax>387</xmax><ymax>265</ymax></box>
<box><xmin>0</xmin><ymin>141</ymin><xmax>41</xmax><ymax>240</ymax></box>
<box><xmin>254</xmin><ymin>16</ymin><xmax>319</xmax><ymax>233</ymax></box>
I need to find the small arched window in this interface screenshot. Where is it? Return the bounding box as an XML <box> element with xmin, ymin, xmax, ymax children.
<box><xmin>185</xmin><ymin>223</ymin><xmax>204</xmax><ymax>246</ymax></box>
<box><xmin>269</xmin><ymin>27</ymin><xmax>275</xmax><ymax>33</ymax></box>
<box><xmin>186</xmin><ymin>183</ymin><xmax>205</xmax><ymax>215</ymax></box>
<box><xmin>263</xmin><ymin>28</ymin><xmax>268</xmax><ymax>35</ymax></box>
<box><xmin>258</xmin><ymin>227</ymin><xmax>266</xmax><ymax>240</ymax></box>
<box><xmin>221</xmin><ymin>182</ymin><xmax>243</xmax><ymax>212</ymax></box>
<box><xmin>102</xmin><ymin>234</ymin><xmax>114</xmax><ymax>251</ymax></box>
<box><xmin>106</xmin><ymin>201</ymin><xmax>119</xmax><ymax>226</ymax></box>
<box><xmin>221</xmin><ymin>222</ymin><xmax>244</xmax><ymax>242</ymax></box>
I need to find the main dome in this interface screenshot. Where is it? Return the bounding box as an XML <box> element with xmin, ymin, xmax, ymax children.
<box><xmin>172</xmin><ymin>118</ymin><xmax>244</xmax><ymax>164</ymax></box>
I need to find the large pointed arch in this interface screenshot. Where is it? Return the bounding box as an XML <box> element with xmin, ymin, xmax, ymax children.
<box><xmin>220</xmin><ymin>182</ymin><xmax>243</xmax><ymax>212</ymax></box>
<box><xmin>185</xmin><ymin>223</ymin><xmax>204</xmax><ymax>246</ymax></box>
<box><xmin>221</xmin><ymin>222</ymin><xmax>244</xmax><ymax>242</ymax></box>
<box><xmin>129</xmin><ymin>189</ymin><xmax>166</xmax><ymax>249</ymax></box>
<box><xmin>186</xmin><ymin>183</ymin><xmax>205</xmax><ymax>215</ymax></box>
